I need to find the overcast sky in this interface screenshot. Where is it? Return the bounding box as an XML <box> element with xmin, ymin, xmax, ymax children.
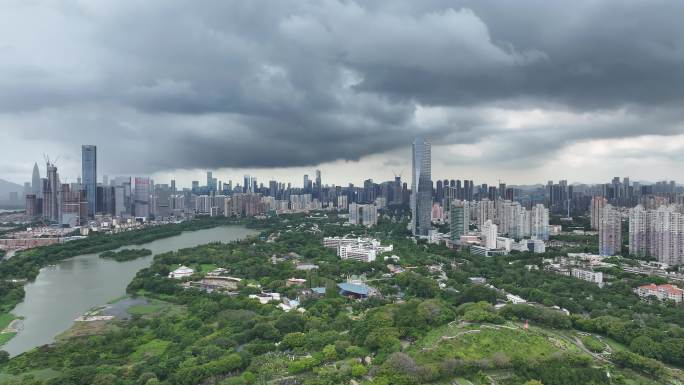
<box><xmin>2</xmin><ymin>0</ymin><xmax>684</xmax><ymax>188</ymax></box>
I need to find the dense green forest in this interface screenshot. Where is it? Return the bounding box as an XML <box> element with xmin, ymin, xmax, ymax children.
<box><xmin>0</xmin><ymin>212</ymin><xmax>682</xmax><ymax>385</ymax></box>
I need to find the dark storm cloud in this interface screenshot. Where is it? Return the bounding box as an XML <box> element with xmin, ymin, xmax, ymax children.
<box><xmin>1</xmin><ymin>0</ymin><xmax>684</xmax><ymax>175</ymax></box>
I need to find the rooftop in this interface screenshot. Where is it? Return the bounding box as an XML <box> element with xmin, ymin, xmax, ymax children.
<box><xmin>338</xmin><ymin>282</ymin><xmax>370</xmax><ymax>296</ymax></box>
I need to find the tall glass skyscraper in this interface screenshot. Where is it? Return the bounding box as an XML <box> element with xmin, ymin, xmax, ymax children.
<box><xmin>411</xmin><ymin>137</ymin><xmax>432</xmax><ymax>236</ymax></box>
<box><xmin>31</xmin><ymin>162</ymin><xmax>41</xmax><ymax>198</ymax></box>
<box><xmin>82</xmin><ymin>145</ymin><xmax>97</xmax><ymax>217</ymax></box>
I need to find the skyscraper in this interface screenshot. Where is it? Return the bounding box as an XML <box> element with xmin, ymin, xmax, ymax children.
<box><xmin>82</xmin><ymin>145</ymin><xmax>97</xmax><ymax>217</ymax></box>
<box><xmin>411</xmin><ymin>137</ymin><xmax>432</xmax><ymax>236</ymax></box>
<box><xmin>207</xmin><ymin>171</ymin><xmax>217</xmax><ymax>192</ymax></box>
<box><xmin>31</xmin><ymin>162</ymin><xmax>41</xmax><ymax>198</ymax></box>
<box><xmin>315</xmin><ymin>169</ymin><xmax>322</xmax><ymax>200</ymax></box>
<box><xmin>134</xmin><ymin>177</ymin><xmax>151</xmax><ymax>219</ymax></box>
<box><xmin>244</xmin><ymin>175</ymin><xmax>251</xmax><ymax>193</ymax></box>
<box><xmin>43</xmin><ymin>161</ymin><xmax>60</xmax><ymax>222</ymax></box>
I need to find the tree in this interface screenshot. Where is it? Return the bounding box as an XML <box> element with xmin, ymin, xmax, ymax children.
<box><xmin>323</xmin><ymin>344</ymin><xmax>338</xmax><ymax>361</ymax></box>
<box><xmin>282</xmin><ymin>332</ymin><xmax>307</xmax><ymax>349</ymax></box>
<box><xmin>0</xmin><ymin>350</ymin><xmax>9</xmax><ymax>365</ymax></box>
<box><xmin>351</xmin><ymin>364</ymin><xmax>368</xmax><ymax>377</ymax></box>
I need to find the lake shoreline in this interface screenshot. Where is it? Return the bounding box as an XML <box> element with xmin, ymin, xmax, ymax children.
<box><xmin>1</xmin><ymin>225</ymin><xmax>258</xmax><ymax>356</ymax></box>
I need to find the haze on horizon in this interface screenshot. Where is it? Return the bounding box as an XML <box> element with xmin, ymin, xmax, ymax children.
<box><xmin>2</xmin><ymin>0</ymin><xmax>684</xmax><ymax>187</ymax></box>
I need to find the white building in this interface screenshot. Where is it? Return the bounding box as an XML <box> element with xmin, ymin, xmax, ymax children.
<box><xmin>169</xmin><ymin>265</ymin><xmax>194</xmax><ymax>279</ymax></box>
<box><xmin>481</xmin><ymin>220</ymin><xmax>498</xmax><ymax>249</ymax></box>
<box><xmin>571</xmin><ymin>268</ymin><xmax>604</xmax><ymax>287</ymax></box>
<box><xmin>195</xmin><ymin>195</ymin><xmax>211</xmax><ymax>214</ymax></box>
<box><xmin>323</xmin><ymin>237</ymin><xmax>393</xmax><ymax>263</ymax></box>
<box><xmin>496</xmin><ymin>237</ymin><xmax>513</xmax><ymax>252</ymax></box>
<box><xmin>337</xmin><ymin>195</ymin><xmax>348</xmax><ymax>211</ymax></box>
<box><xmin>338</xmin><ymin>244</ymin><xmax>378</xmax><ymax>262</ymax></box>
<box><xmin>506</xmin><ymin>293</ymin><xmax>527</xmax><ymax>304</ymax></box>
<box><xmin>530</xmin><ymin>204</ymin><xmax>549</xmax><ymax>241</ymax></box>
<box><xmin>634</xmin><ymin>284</ymin><xmax>683</xmax><ymax>303</ymax></box>
<box><xmin>477</xmin><ymin>199</ymin><xmax>496</xmax><ymax>230</ymax></box>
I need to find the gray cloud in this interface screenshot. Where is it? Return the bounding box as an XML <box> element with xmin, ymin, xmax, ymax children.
<box><xmin>1</xmin><ymin>0</ymin><xmax>684</xmax><ymax>182</ymax></box>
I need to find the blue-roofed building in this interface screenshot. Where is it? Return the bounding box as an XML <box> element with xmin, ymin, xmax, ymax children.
<box><xmin>311</xmin><ymin>287</ymin><xmax>326</xmax><ymax>295</ymax></box>
<box><xmin>338</xmin><ymin>282</ymin><xmax>372</xmax><ymax>299</ymax></box>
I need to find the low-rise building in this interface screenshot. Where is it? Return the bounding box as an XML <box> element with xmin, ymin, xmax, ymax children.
<box><xmin>634</xmin><ymin>284</ymin><xmax>684</xmax><ymax>303</ymax></box>
<box><xmin>169</xmin><ymin>265</ymin><xmax>194</xmax><ymax>279</ymax></box>
<box><xmin>323</xmin><ymin>236</ymin><xmax>393</xmax><ymax>263</ymax></box>
<box><xmin>506</xmin><ymin>293</ymin><xmax>527</xmax><ymax>304</ymax></box>
<box><xmin>249</xmin><ymin>292</ymin><xmax>281</xmax><ymax>304</ymax></box>
<box><xmin>286</xmin><ymin>278</ymin><xmax>307</xmax><ymax>287</ymax></box>
<box><xmin>571</xmin><ymin>268</ymin><xmax>604</xmax><ymax>287</ymax></box>
<box><xmin>470</xmin><ymin>245</ymin><xmax>507</xmax><ymax>257</ymax></box>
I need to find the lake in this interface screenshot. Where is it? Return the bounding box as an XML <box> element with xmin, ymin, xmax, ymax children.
<box><xmin>2</xmin><ymin>225</ymin><xmax>258</xmax><ymax>356</ymax></box>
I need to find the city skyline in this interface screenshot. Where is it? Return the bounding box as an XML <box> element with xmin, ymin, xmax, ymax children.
<box><xmin>4</xmin><ymin>2</ymin><xmax>684</xmax><ymax>185</ymax></box>
<box><xmin>2</xmin><ymin>3</ymin><xmax>684</xmax><ymax>382</ymax></box>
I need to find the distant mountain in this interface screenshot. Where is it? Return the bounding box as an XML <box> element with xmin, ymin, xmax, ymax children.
<box><xmin>0</xmin><ymin>178</ymin><xmax>23</xmax><ymax>201</ymax></box>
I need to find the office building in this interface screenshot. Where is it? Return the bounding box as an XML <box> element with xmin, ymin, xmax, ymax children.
<box><xmin>42</xmin><ymin>162</ymin><xmax>60</xmax><ymax>222</ymax></box>
<box><xmin>450</xmin><ymin>200</ymin><xmax>469</xmax><ymax>244</ymax></box>
<box><xmin>82</xmin><ymin>145</ymin><xmax>97</xmax><ymax>217</ymax></box>
<box><xmin>31</xmin><ymin>162</ymin><xmax>41</xmax><ymax>198</ymax></box>
<box><xmin>134</xmin><ymin>177</ymin><xmax>151</xmax><ymax>219</ymax></box>
<box><xmin>411</xmin><ymin>137</ymin><xmax>432</xmax><ymax>236</ymax></box>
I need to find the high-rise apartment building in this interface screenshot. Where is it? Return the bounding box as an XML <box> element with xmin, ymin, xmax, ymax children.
<box><xmin>337</xmin><ymin>195</ymin><xmax>348</xmax><ymax>210</ymax></box>
<box><xmin>411</xmin><ymin>138</ymin><xmax>432</xmax><ymax>236</ymax></box>
<box><xmin>531</xmin><ymin>204</ymin><xmax>550</xmax><ymax>241</ymax></box>
<box><xmin>81</xmin><ymin>145</ymin><xmax>97</xmax><ymax>217</ymax></box>
<box><xmin>629</xmin><ymin>205</ymin><xmax>684</xmax><ymax>266</ymax></box>
<box><xmin>477</xmin><ymin>199</ymin><xmax>496</xmax><ymax>230</ymax></box>
<box><xmin>628</xmin><ymin>205</ymin><xmax>649</xmax><ymax>258</ymax></box>
<box><xmin>599</xmin><ymin>204</ymin><xmax>622</xmax><ymax>256</ymax></box>
<box><xmin>349</xmin><ymin>202</ymin><xmax>378</xmax><ymax>228</ymax></box>
<box><xmin>590</xmin><ymin>196</ymin><xmax>608</xmax><ymax>230</ymax></box>
<box><xmin>481</xmin><ymin>220</ymin><xmax>498</xmax><ymax>249</ymax></box>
